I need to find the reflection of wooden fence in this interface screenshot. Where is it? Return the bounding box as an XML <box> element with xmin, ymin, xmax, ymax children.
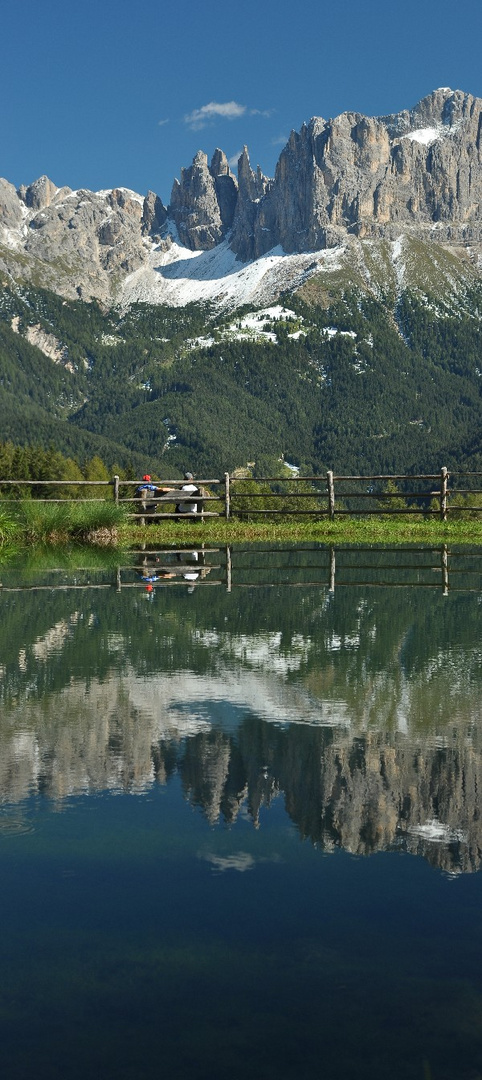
<box><xmin>222</xmin><ymin>545</ymin><xmax>482</xmax><ymax>595</ymax></box>
<box><xmin>1</xmin><ymin>546</ymin><xmax>481</xmax><ymax>595</ymax></box>
<box><xmin>2</xmin><ymin>469</ymin><xmax>482</xmax><ymax>519</ymax></box>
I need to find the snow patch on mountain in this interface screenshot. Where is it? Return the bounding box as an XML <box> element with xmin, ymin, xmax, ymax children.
<box><xmin>402</xmin><ymin>126</ymin><xmax>442</xmax><ymax>145</ymax></box>
<box><xmin>118</xmin><ymin>235</ymin><xmax>345</xmax><ymax>312</ymax></box>
<box><xmin>96</xmin><ymin>188</ymin><xmax>145</xmax><ymax>205</ymax></box>
<box><xmin>323</xmin><ymin>327</ymin><xmax>357</xmax><ymax>340</ymax></box>
<box><xmin>186</xmin><ymin>305</ymin><xmax>303</xmax><ymax>349</ymax></box>
<box><xmin>391</xmin><ymin>235</ymin><xmax>406</xmax><ymax>293</ymax></box>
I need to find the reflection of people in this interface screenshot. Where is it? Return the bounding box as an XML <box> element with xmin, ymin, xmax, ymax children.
<box><xmin>137</xmin><ymin>553</ymin><xmax>161</xmax><ymax>586</ymax></box>
<box><xmin>175</xmin><ymin>472</ymin><xmax>201</xmax><ymax>516</ymax></box>
<box><xmin>135</xmin><ymin>548</ymin><xmax>211</xmax><ymax>592</ymax></box>
<box><xmin>177</xmin><ymin>549</ymin><xmax>202</xmax><ymax>581</ymax></box>
<box><xmin>176</xmin><ymin>549</ymin><xmax>211</xmax><ymax>592</ymax></box>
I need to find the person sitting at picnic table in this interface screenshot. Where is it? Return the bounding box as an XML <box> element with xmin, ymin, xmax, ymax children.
<box><xmin>135</xmin><ymin>475</ymin><xmax>171</xmax><ymax>517</ymax></box>
<box><xmin>175</xmin><ymin>472</ymin><xmax>201</xmax><ymax>516</ymax></box>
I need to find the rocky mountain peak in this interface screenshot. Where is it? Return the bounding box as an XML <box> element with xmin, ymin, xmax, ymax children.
<box><xmin>0</xmin><ymin>88</ymin><xmax>482</xmax><ymax>304</ymax></box>
<box><xmin>210</xmin><ymin>148</ymin><xmax>230</xmax><ymax>176</ymax></box>
<box><xmin>0</xmin><ymin>177</ymin><xmax>167</xmax><ymax>301</ymax></box>
<box><xmin>141</xmin><ymin>189</ymin><xmax>167</xmax><ymax>236</ymax></box>
<box><xmin>168</xmin><ymin>148</ymin><xmax>238</xmax><ymax>250</ymax></box>
<box><xmin>226</xmin><ymin>86</ymin><xmax>482</xmax><ymax>258</ymax></box>
<box><xmin>209</xmin><ymin>149</ymin><xmax>238</xmax><ymax>235</ymax></box>
<box><xmin>170</xmin><ymin>150</ymin><xmax>224</xmax><ymax>249</ymax></box>
<box><xmin>17</xmin><ymin>174</ymin><xmax>65</xmax><ymax>210</ymax></box>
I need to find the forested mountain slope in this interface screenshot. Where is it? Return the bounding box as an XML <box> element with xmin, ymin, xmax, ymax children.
<box><xmin>1</xmin><ymin>264</ymin><xmax>482</xmax><ymax>478</ymax></box>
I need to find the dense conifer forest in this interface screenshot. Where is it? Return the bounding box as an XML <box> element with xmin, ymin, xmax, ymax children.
<box><xmin>0</xmin><ymin>280</ymin><xmax>482</xmax><ymax>481</ymax></box>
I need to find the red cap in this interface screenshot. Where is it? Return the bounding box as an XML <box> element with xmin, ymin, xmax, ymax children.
<box><xmin>143</xmin><ymin>474</ymin><xmax>151</xmax><ymax>481</ymax></box>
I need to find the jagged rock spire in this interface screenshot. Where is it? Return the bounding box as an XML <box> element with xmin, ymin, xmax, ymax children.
<box><xmin>169</xmin><ymin>149</ymin><xmax>237</xmax><ymax>250</ymax></box>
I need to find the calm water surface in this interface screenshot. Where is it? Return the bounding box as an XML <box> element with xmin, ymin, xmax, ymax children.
<box><xmin>0</xmin><ymin>544</ymin><xmax>481</xmax><ymax>1080</ymax></box>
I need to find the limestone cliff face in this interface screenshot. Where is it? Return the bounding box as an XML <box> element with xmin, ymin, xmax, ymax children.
<box><xmin>229</xmin><ymin>147</ymin><xmax>271</xmax><ymax>260</ymax></box>
<box><xmin>23</xmin><ymin>186</ymin><xmax>150</xmax><ymax>291</ymax></box>
<box><xmin>232</xmin><ymin>88</ymin><xmax>482</xmax><ymax>258</ymax></box>
<box><xmin>0</xmin><ymin>177</ymin><xmax>168</xmax><ymax>300</ymax></box>
<box><xmin>171</xmin><ymin>88</ymin><xmax>482</xmax><ymax>258</ymax></box>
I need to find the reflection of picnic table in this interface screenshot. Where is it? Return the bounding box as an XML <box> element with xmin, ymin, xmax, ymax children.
<box><xmin>157</xmin><ymin>550</ymin><xmax>211</xmax><ymax>583</ymax></box>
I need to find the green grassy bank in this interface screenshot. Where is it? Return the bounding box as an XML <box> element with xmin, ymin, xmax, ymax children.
<box><xmin>3</xmin><ymin>500</ymin><xmax>482</xmax><ymax>550</ymax></box>
<box><xmin>123</xmin><ymin>516</ymin><xmax>482</xmax><ymax>547</ymax></box>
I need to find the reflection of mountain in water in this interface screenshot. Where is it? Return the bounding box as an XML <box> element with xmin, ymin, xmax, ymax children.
<box><xmin>1</xmin><ymin>556</ymin><xmax>481</xmax><ymax>873</ymax></box>
<box><xmin>1</xmin><ymin>662</ymin><xmax>481</xmax><ymax>873</ymax></box>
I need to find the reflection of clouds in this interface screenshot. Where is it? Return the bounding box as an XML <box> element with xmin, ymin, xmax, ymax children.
<box><xmin>199</xmin><ymin>851</ymin><xmax>282</xmax><ymax>873</ymax></box>
<box><xmin>200</xmin><ymin>851</ymin><xmax>256</xmax><ymax>874</ymax></box>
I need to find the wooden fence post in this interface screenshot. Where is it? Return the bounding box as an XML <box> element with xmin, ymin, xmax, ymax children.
<box><xmin>113</xmin><ymin>475</ymin><xmax>120</xmax><ymax>505</ymax></box>
<box><xmin>440</xmin><ymin>467</ymin><xmax>448</xmax><ymax>521</ymax></box>
<box><xmin>327</xmin><ymin>471</ymin><xmax>335</xmax><ymax>521</ymax></box>
<box><xmin>224</xmin><ymin>472</ymin><xmax>230</xmax><ymax>520</ymax></box>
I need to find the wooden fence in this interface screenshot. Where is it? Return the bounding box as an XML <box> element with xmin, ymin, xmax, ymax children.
<box><xmin>1</xmin><ymin>468</ymin><xmax>482</xmax><ymax>519</ymax></box>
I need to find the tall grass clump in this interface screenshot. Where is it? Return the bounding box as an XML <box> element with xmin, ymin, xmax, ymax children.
<box><xmin>14</xmin><ymin>500</ymin><xmax>127</xmax><ymax>545</ymax></box>
<box><xmin>0</xmin><ymin>506</ymin><xmax>17</xmax><ymax>546</ymax></box>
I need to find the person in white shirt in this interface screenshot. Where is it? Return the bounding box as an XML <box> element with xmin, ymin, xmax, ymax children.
<box><xmin>176</xmin><ymin>472</ymin><xmax>201</xmax><ymax>515</ymax></box>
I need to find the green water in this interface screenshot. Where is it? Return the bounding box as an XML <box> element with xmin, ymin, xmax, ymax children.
<box><xmin>0</xmin><ymin>544</ymin><xmax>481</xmax><ymax>1079</ymax></box>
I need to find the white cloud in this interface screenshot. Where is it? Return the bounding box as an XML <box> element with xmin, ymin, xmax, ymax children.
<box><xmin>184</xmin><ymin>101</ymin><xmax>272</xmax><ymax>131</ymax></box>
<box><xmin>272</xmin><ymin>133</ymin><xmax>288</xmax><ymax>146</ymax></box>
<box><xmin>184</xmin><ymin>101</ymin><xmax>246</xmax><ymax>131</ymax></box>
<box><xmin>158</xmin><ymin>118</ymin><xmax>170</xmax><ymax>127</ymax></box>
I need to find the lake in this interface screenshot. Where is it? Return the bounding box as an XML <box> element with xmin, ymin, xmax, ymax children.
<box><xmin>0</xmin><ymin>543</ymin><xmax>481</xmax><ymax>1080</ymax></box>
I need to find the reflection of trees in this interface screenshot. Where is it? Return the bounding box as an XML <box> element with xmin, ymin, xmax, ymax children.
<box><xmin>1</xmin><ymin>565</ymin><xmax>480</xmax><ymax>707</ymax></box>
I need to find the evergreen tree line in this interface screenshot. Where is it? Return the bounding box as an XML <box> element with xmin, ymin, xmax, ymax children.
<box><xmin>0</xmin><ymin>442</ymin><xmax>126</xmax><ymax>499</ymax></box>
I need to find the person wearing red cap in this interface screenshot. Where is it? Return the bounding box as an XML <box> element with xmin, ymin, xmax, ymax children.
<box><xmin>135</xmin><ymin>474</ymin><xmax>168</xmax><ymax>520</ymax></box>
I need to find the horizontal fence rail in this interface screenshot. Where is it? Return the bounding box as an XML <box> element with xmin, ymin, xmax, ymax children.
<box><xmin>2</xmin><ymin>468</ymin><xmax>482</xmax><ymax>519</ymax></box>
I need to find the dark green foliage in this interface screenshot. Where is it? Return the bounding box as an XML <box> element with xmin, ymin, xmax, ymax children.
<box><xmin>0</xmin><ymin>319</ymin><xmax>82</xmax><ymax>412</ymax></box>
<box><xmin>1</xmin><ymin>281</ymin><xmax>482</xmax><ymax>479</ymax></box>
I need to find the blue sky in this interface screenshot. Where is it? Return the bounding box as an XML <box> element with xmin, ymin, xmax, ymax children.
<box><xmin>1</xmin><ymin>0</ymin><xmax>481</xmax><ymax>205</ymax></box>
